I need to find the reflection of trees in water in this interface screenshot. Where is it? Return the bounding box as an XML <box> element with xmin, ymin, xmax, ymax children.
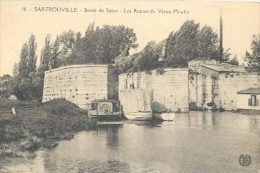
<box><xmin>107</xmin><ymin>126</ymin><xmax>119</xmax><ymax>148</ymax></box>
<box><xmin>99</xmin><ymin>125</ymin><xmax>122</xmax><ymax>148</ymax></box>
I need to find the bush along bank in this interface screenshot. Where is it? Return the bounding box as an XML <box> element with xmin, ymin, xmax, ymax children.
<box><xmin>0</xmin><ymin>98</ymin><xmax>96</xmax><ymax>159</ymax></box>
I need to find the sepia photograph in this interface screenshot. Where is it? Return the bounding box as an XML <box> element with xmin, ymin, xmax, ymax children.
<box><xmin>0</xmin><ymin>0</ymin><xmax>260</xmax><ymax>172</ymax></box>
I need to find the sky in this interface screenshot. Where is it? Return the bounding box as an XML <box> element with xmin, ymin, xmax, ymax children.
<box><xmin>0</xmin><ymin>1</ymin><xmax>259</xmax><ymax>76</ymax></box>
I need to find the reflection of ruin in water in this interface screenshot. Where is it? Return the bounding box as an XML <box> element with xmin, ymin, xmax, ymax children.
<box><xmin>98</xmin><ymin>124</ymin><xmax>122</xmax><ymax>148</ymax></box>
<box><xmin>185</xmin><ymin>111</ymin><xmax>222</xmax><ymax>130</ymax></box>
<box><xmin>3</xmin><ymin>112</ymin><xmax>260</xmax><ymax>173</ymax></box>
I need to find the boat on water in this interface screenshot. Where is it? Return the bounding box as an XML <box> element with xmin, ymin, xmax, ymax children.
<box><xmin>120</xmin><ymin>89</ymin><xmax>153</xmax><ymax>121</ymax></box>
<box><xmin>88</xmin><ymin>99</ymin><xmax>122</xmax><ymax>121</ymax></box>
<box><xmin>153</xmin><ymin>111</ymin><xmax>176</xmax><ymax>121</ymax></box>
<box><xmin>151</xmin><ymin>102</ymin><xmax>176</xmax><ymax>121</ymax></box>
<box><xmin>124</xmin><ymin>111</ymin><xmax>153</xmax><ymax>121</ymax></box>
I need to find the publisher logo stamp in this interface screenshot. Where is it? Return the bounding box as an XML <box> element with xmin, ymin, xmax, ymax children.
<box><xmin>239</xmin><ymin>154</ymin><xmax>251</xmax><ymax>167</ymax></box>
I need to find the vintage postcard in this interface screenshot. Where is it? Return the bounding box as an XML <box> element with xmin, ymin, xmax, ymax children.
<box><xmin>0</xmin><ymin>0</ymin><xmax>260</xmax><ymax>173</ymax></box>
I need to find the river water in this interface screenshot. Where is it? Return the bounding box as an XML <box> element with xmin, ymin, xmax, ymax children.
<box><xmin>3</xmin><ymin>111</ymin><xmax>260</xmax><ymax>173</ymax></box>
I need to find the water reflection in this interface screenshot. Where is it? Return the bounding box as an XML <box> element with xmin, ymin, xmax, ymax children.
<box><xmin>3</xmin><ymin>111</ymin><xmax>260</xmax><ymax>173</ymax></box>
<box><xmin>250</xmin><ymin>117</ymin><xmax>260</xmax><ymax>133</ymax></box>
<box><xmin>178</xmin><ymin>111</ymin><xmax>222</xmax><ymax>130</ymax></box>
<box><xmin>97</xmin><ymin>124</ymin><xmax>122</xmax><ymax>148</ymax></box>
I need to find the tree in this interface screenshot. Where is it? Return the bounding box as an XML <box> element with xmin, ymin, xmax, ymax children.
<box><xmin>221</xmin><ymin>48</ymin><xmax>232</xmax><ymax>63</ymax></box>
<box><xmin>133</xmin><ymin>41</ymin><xmax>163</xmax><ymax>71</ymax></box>
<box><xmin>13</xmin><ymin>63</ymin><xmax>19</xmax><ymax>77</ymax></box>
<box><xmin>50</xmin><ymin>36</ymin><xmax>61</xmax><ymax>69</ymax></box>
<box><xmin>229</xmin><ymin>55</ymin><xmax>239</xmax><ymax>65</ymax></box>
<box><xmin>39</xmin><ymin>34</ymin><xmax>52</xmax><ymax>74</ymax></box>
<box><xmin>0</xmin><ymin>74</ymin><xmax>13</xmax><ymax>97</ymax></box>
<box><xmin>27</xmin><ymin>34</ymin><xmax>37</xmax><ymax>75</ymax></box>
<box><xmin>30</xmin><ymin>72</ymin><xmax>43</xmax><ymax>101</ymax></box>
<box><xmin>114</xmin><ymin>54</ymin><xmax>137</xmax><ymax>74</ymax></box>
<box><xmin>164</xmin><ymin>20</ymin><xmax>228</xmax><ymax>67</ymax></box>
<box><xmin>244</xmin><ymin>34</ymin><xmax>260</xmax><ymax>73</ymax></box>
<box><xmin>18</xmin><ymin>43</ymin><xmax>29</xmax><ymax>78</ymax></box>
<box><xmin>74</xmin><ymin>24</ymin><xmax>138</xmax><ymax>64</ymax></box>
<box><xmin>14</xmin><ymin>34</ymin><xmax>39</xmax><ymax>101</ymax></box>
<box><xmin>197</xmin><ymin>25</ymin><xmax>219</xmax><ymax>60</ymax></box>
<box><xmin>164</xmin><ymin>20</ymin><xmax>200</xmax><ymax>67</ymax></box>
<box><xmin>58</xmin><ymin>30</ymin><xmax>77</xmax><ymax>65</ymax></box>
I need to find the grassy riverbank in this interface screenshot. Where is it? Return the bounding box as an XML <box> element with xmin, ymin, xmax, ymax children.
<box><xmin>0</xmin><ymin>98</ymin><xmax>96</xmax><ymax>162</ymax></box>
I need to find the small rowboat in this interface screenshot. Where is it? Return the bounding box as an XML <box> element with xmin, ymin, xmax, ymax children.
<box><xmin>153</xmin><ymin>112</ymin><xmax>176</xmax><ymax>121</ymax></box>
<box><xmin>124</xmin><ymin>111</ymin><xmax>152</xmax><ymax>121</ymax></box>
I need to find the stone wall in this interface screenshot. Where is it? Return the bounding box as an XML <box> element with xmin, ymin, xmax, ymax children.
<box><xmin>42</xmin><ymin>64</ymin><xmax>117</xmax><ymax>109</ymax></box>
<box><xmin>217</xmin><ymin>73</ymin><xmax>258</xmax><ymax>110</ymax></box>
<box><xmin>189</xmin><ymin>74</ymin><xmax>217</xmax><ymax>109</ymax></box>
<box><xmin>189</xmin><ymin>72</ymin><xmax>259</xmax><ymax>110</ymax></box>
<box><xmin>152</xmin><ymin>69</ymin><xmax>189</xmax><ymax>112</ymax></box>
<box><xmin>118</xmin><ymin>68</ymin><xmax>189</xmax><ymax>112</ymax></box>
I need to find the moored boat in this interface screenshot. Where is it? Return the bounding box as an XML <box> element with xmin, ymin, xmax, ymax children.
<box><xmin>153</xmin><ymin>111</ymin><xmax>176</xmax><ymax>121</ymax></box>
<box><xmin>151</xmin><ymin>101</ymin><xmax>176</xmax><ymax>121</ymax></box>
<box><xmin>88</xmin><ymin>99</ymin><xmax>122</xmax><ymax>121</ymax></box>
<box><xmin>124</xmin><ymin>111</ymin><xmax>153</xmax><ymax>121</ymax></box>
<box><xmin>120</xmin><ymin>89</ymin><xmax>153</xmax><ymax>121</ymax></box>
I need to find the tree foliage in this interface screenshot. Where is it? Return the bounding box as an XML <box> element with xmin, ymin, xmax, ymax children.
<box><xmin>115</xmin><ymin>40</ymin><xmax>165</xmax><ymax>73</ymax></box>
<box><xmin>58</xmin><ymin>30</ymin><xmax>77</xmax><ymax>65</ymax></box>
<box><xmin>164</xmin><ymin>20</ymin><xmax>201</xmax><ymax>67</ymax></box>
<box><xmin>116</xmin><ymin>20</ymin><xmax>224</xmax><ymax>73</ymax></box>
<box><xmin>197</xmin><ymin>25</ymin><xmax>219</xmax><ymax>59</ymax></box>
<box><xmin>228</xmin><ymin>55</ymin><xmax>239</xmax><ymax>65</ymax></box>
<box><xmin>10</xmin><ymin>25</ymin><xmax>138</xmax><ymax>100</ymax></box>
<box><xmin>133</xmin><ymin>41</ymin><xmax>163</xmax><ymax>71</ymax></box>
<box><xmin>50</xmin><ymin>36</ymin><xmax>61</xmax><ymax>69</ymax></box>
<box><xmin>115</xmin><ymin>54</ymin><xmax>137</xmax><ymax>74</ymax></box>
<box><xmin>244</xmin><ymin>34</ymin><xmax>260</xmax><ymax>73</ymax></box>
<box><xmin>27</xmin><ymin>35</ymin><xmax>37</xmax><ymax>74</ymax></box>
<box><xmin>164</xmin><ymin>20</ymin><xmax>221</xmax><ymax>67</ymax></box>
<box><xmin>10</xmin><ymin>21</ymin><xmax>234</xmax><ymax>100</ymax></box>
<box><xmin>18</xmin><ymin>43</ymin><xmax>29</xmax><ymax>78</ymax></box>
<box><xmin>73</xmin><ymin>24</ymin><xmax>138</xmax><ymax>65</ymax></box>
<box><xmin>12</xmin><ymin>35</ymin><xmax>42</xmax><ymax>101</ymax></box>
<box><xmin>39</xmin><ymin>34</ymin><xmax>52</xmax><ymax>75</ymax></box>
<box><xmin>0</xmin><ymin>74</ymin><xmax>12</xmax><ymax>97</ymax></box>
